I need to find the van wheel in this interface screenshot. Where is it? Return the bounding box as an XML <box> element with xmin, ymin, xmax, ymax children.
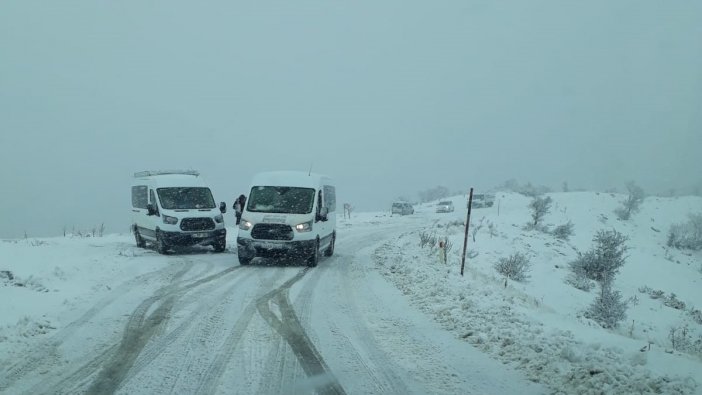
<box><xmin>134</xmin><ymin>228</ymin><xmax>146</xmax><ymax>248</ymax></box>
<box><xmin>307</xmin><ymin>239</ymin><xmax>320</xmax><ymax>267</ymax></box>
<box><xmin>324</xmin><ymin>232</ymin><xmax>335</xmax><ymax>257</ymax></box>
<box><xmin>213</xmin><ymin>240</ymin><xmax>226</xmax><ymax>253</ymax></box>
<box><xmin>156</xmin><ymin>232</ymin><xmax>169</xmax><ymax>255</ymax></box>
<box><xmin>238</xmin><ymin>256</ymin><xmax>252</xmax><ymax>265</ymax></box>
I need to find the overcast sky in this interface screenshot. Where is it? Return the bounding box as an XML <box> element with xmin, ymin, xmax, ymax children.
<box><xmin>1</xmin><ymin>0</ymin><xmax>701</xmax><ymax>238</ymax></box>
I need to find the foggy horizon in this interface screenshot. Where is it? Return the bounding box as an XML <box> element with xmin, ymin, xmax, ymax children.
<box><xmin>2</xmin><ymin>0</ymin><xmax>701</xmax><ymax>239</ymax></box>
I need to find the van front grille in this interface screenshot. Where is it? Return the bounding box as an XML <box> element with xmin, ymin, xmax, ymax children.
<box><xmin>180</xmin><ymin>217</ymin><xmax>216</xmax><ymax>231</ymax></box>
<box><xmin>251</xmin><ymin>224</ymin><xmax>294</xmax><ymax>241</ymax></box>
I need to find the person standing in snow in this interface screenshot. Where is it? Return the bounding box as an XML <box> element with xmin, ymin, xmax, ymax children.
<box><xmin>233</xmin><ymin>194</ymin><xmax>246</xmax><ymax>225</ymax></box>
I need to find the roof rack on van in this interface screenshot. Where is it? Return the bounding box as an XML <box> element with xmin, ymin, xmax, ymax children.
<box><xmin>133</xmin><ymin>170</ymin><xmax>200</xmax><ymax>178</ymax></box>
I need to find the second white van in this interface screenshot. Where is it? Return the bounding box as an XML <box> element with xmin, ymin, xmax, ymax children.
<box><xmin>236</xmin><ymin>171</ymin><xmax>336</xmax><ymax>267</ymax></box>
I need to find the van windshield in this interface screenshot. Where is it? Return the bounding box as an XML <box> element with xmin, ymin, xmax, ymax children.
<box><xmin>247</xmin><ymin>186</ymin><xmax>315</xmax><ymax>214</ymax></box>
<box><xmin>157</xmin><ymin>187</ymin><xmax>216</xmax><ymax>210</ymax></box>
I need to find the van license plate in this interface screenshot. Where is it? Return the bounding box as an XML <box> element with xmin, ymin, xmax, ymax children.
<box><xmin>192</xmin><ymin>233</ymin><xmax>208</xmax><ymax>238</ymax></box>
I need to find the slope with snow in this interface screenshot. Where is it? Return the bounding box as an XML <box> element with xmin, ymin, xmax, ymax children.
<box><xmin>373</xmin><ymin>192</ymin><xmax>702</xmax><ymax>394</ymax></box>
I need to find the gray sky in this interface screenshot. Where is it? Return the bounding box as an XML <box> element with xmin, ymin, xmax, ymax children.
<box><xmin>1</xmin><ymin>0</ymin><xmax>701</xmax><ymax>238</ymax></box>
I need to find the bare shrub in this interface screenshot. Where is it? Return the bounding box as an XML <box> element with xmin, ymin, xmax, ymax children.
<box><xmin>419</xmin><ymin>232</ymin><xmax>434</xmax><ymax>248</ymax></box>
<box><xmin>667</xmin><ymin>213</ymin><xmax>702</xmax><ymax>250</ymax></box>
<box><xmin>494</xmin><ymin>252</ymin><xmax>531</xmax><ymax>282</ymax></box>
<box><xmin>471</xmin><ymin>217</ymin><xmax>485</xmax><ymax>242</ymax></box>
<box><xmin>552</xmin><ymin>221</ymin><xmax>574</xmax><ymax>240</ymax></box>
<box><xmin>443</xmin><ymin>238</ymin><xmax>454</xmax><ymax>255</ymax></box>
<box><xmin>669</xmin><ymin>325</ymin><xmax>702</xmax><ymax>355</ymax></box>
<box><xmin>664</xmin><ymin>293</ymin><xmax>686</xmax><ymax>310</ymax></box>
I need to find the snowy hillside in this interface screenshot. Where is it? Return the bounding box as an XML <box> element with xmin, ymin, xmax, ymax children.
<box><xmin>374</xmin><ymin>192</ymin><xmax>702</xmax><ymax>393</ymax></box>
<box><xmin>0</xmin><ymin>191</ymin><xmax>700</xmax><ymax>394</ymax></box>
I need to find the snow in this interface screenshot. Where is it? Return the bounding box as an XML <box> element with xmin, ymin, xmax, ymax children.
<box><xmin>1</xmin><ymin>191</ymin><xmax>700</xmax><ymax>394</ymax></box>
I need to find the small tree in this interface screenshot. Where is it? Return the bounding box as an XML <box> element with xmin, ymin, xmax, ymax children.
<box><xmin>584</xmin><ymin>283</ymin><xmax>628</xmax><ymax>329</ymax></box>
<box><xmin>529</xmin><ymin>196</ymin><xmax>553</xmax><ymax>227</ymax></box>
<box><xmin>494</xmin><ymin>252</ymin><xmax>531</xmax><ymax>282</ymax></box>
<box><xmin>615</xmin><ymin>181</ymin><xmax>645</xmax><ymax>220</ymax></box>
<box><xmin>570</xmin><ymin>229</ymin><xmax>628</xmax><ymax>283</ymax></box>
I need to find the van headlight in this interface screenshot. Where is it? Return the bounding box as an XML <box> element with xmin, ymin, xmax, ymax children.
<box><xmin>239</xmin><ymin>220</ymin><xmax>252</xmax><ymax>231</ymax></box>
<box><xmin>214</xmin><ymin>214</ymin><xmax>224</xmax><ymax>223</ymax></box>
<box><xmin>163</xmin><ymin>215</ymin><xmax>178</xmax><ymax>225</ymax></box>
<box><xmin>295</xmin><ymin>221</ymin><xmax>312</xmax><ymax>232</ymax></box>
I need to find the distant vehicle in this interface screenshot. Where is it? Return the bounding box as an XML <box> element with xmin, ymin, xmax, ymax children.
<box><xmin>436</xmin><ymin>201</ymin><xmax>454</xmax><ymax>213</ymax></box>
<box><xmin>131</xmin><ymin>170</ymin><xmax>227</xmax><ymax>254</ymax></box>
<box><xmin>392</xmin><ymin>202</ymin><xmax>414</xmax><ymax>216</ymax></box>
<box><xmin>472</xmin><ymin>193</ymin><xmax>496</xmax><ymax>208</ymax></box>
<box><xmin>236</xmin><ymin>171</ymin><xmax>336</xmax><ymax>267</ymax></box>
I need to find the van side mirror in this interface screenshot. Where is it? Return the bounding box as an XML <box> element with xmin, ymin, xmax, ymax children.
<box><xmin>147</xmin><ymin>203</ymin><xmax>157</xmax><ymax>216</ymax></box>
<box><xmin>318</xmin><ymin>207</ymin><xmax>329</xmax><ymax>222</ymax></box>
<box><xmin>219</xmin><ymin>202</ymin><xmax>227</xmax><ymax>214</ymax></box>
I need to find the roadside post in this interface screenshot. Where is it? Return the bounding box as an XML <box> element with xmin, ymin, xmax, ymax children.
<box><xmin>460</xmin><ymin>188</ymin><xmax>474</xmax><ymax>276</ymax></box>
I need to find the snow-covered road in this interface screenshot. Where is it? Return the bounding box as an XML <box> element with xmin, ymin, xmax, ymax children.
<box><xmin>0</xmin><ymin>214</ymin><xmax>543</xmax><ymax>394</ymax></box>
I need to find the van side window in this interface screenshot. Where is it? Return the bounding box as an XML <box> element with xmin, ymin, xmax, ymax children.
<box><xmin>132</xmin><ymin>186</ymin><xmax>148</xmax><ymax>209</ymax></box>
<box><xmin>323</xmin><ymin>185</ymin><xmax>336</xmax><ymax>212</ymax></box>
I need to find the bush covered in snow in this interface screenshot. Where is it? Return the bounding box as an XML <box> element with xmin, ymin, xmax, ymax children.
<box><xmin>569</xmin><ymin>230</ymin><xmax>628</xmax><ymax>284</ymax></box>
<box><xmin>614</xmin><ymin>181</ymin><xmax>645</xmax><ymax>220</ymax></box>
<box><xmin>584</xmin><ymin>285</ymin><xmax>628</xmax><ymax>329</ymax></box>
<box><xmin>667</xmin><ymin>213</ymin><xmax>702</xmax><ymax>251</ymax></box>
<box><xmin>551</xmin><ymin>221</ymin><xmax>574</xmax><ymax>240</ymax></box>
<box><xmin>669</xmin><ymin>325</ymin><xmax>702</xmax><ymax>355</ymax></box>
<box><xmin>494</xmin><ymin>252</ymin><xmax>531</xmax><ymax>282</ymax></box>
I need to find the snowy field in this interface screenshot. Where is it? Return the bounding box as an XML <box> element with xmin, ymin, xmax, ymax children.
<box><xmin>1</xmin><ymin>191</ymin><xmax>701</xmax><ymax>394</ymax></box>
<box><xmin>372</xmin><ymin>192</ymin><xmax>702</xmax><ymax>394</ymax></box>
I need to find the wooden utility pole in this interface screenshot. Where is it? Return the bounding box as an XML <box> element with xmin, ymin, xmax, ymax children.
<box><xmin>460</xmin><ymin>188</ymin><xmax>474</xmax><ymax>276</ymax></box>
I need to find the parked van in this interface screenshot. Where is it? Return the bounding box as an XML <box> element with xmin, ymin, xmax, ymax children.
<box><xmin>131</xmin><ymin>170</ymin><xmax>227</xmax><ymax>254</ymax></box>
<box><xmin>237</xmin><ymin>171</ymin><xmax>336</xmax><ymax>267</ymax></box>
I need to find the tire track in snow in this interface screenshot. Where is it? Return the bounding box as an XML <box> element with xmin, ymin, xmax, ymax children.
<box><xmin>0</xmin><ymin>260</ymin><xmax>194</xmax><ymax>393</ymax></box>
<box><xmin>119</xmin><ymin>268</ymin><xmax>260</xmax><ymax>390</ymax></box>
<box><xmin>84</xmin><ymin>264</ymin><xmax>244</xmax><ymax>395</ymax></box>
<box><xmin>256</xmin><ymin>268</ymin><xmax>347</xmax><ymax>395</ymax></box>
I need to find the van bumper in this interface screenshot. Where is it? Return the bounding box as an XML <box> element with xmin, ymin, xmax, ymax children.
<box><xmin>161</xmin><ymin>229</ymin><xmax>226</xmax><ymax>247</ymax></box>
<box><xmin>237</xmin><ymin>237</ymin><xmax>315</xmax><ymax>259</ymax></box>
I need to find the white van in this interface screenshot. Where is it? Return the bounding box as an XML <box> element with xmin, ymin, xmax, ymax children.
<box><xmin>131</xmin><ymin>170</ymin><xmax>227</xmax><ymax>254</ymax></box>
<box><xmin>236</xmin><ymin>171</ymin><xmax>336</xmax><ymax>267</ymax></box>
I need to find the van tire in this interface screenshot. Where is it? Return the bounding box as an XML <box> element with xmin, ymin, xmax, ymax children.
<box><xmin>134</xmin><ymin>228</ymin><xmax>146</xmax><ymax>248</ymax></box>
<box><xmin>324</xmin><ymin>232</ymin><xmax>335</xmax><ymax>257</ymax></box>
<box><xmin>213</xmin><ymin>240</ymin><xmax>226</xmax><ymax>253</ymax></box>
<box><xmin>155</xmin><ymin>232</ymin><xmax>169</xmax><ymax>255</ymax></box>
<box><xmin>238</xmin><ymin>256</ymin><xmax>251</xmax><ymax>266</ymax></box>
<box><xmin>307</xmin><ymin>239</ymin><xmax>320</xmax><ymax>267</ymax></box>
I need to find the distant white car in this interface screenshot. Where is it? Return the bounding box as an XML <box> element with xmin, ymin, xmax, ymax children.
<box><xmin>392</xmin><ymin>202</ymin><xmax>414</xmax><ymax>215</ymax></box>
<box><xmin>436</xmin><ymin>201</ymin><xmax>454</xmax><ymax>213</ymax></box>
